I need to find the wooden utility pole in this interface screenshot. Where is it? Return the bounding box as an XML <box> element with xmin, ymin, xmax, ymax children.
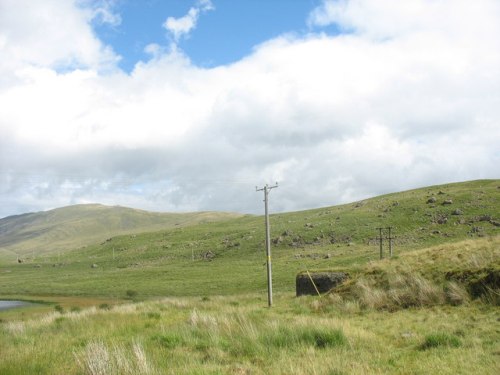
<box><xmin>387</xmin><ymin>226</ymin><xmax>393</xmax><ymax>257</ymax></box>
<box><xmin>256</xmin><ymin>183</ymin><xmax>278</xmax><ymax>307</ymax></box>
<box><xmin>377</xmin><ymin>227</ymin><xmax>384</xmax><ymax>259</ymax></box>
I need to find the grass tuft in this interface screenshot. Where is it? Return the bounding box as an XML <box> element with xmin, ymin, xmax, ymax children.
<box><xmin>75</xmin><ymin>340</ymin><xmax>155</xmax><ymax>375</ymax></box>
<box><xmin>263</xmin><ymin>325</ymin><xmax>347</xmax><ymax>349</ymax></box>
<box><xmin>75</xmin><ymin>340</ymin><xmax>111</xmax><ymax>375</ymax></box>
<box><xmin>298</xmin><ymin>327</ymin><xmax>348</xmax><ymax>348</ymax></box>
<box><xmin>445</xmin><ymin>281</ymin><xmax>470</xmax><ymax>305</ymax></box>
<box><xmin>125</xmin><ymin>290</ymin><xmax>138</xmax><ymax>299</ymax></box>
<box><xmin>419</xmin><ymin>332</ymin><xmax>462</xmax><ymax>350</ymax></box>
<box><xmin>152</xmin><ymin>333</ymin><xmax>184</xmax><ymax>348</ymax></box>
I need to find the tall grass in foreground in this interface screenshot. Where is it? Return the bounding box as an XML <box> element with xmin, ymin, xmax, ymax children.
<box><xmin>75</xmin><ymin>340</ymin><xmax>153</xmax><ymax>375</ymax></box>
<box><xmin>1</xmin><ymin>294</ymin><xmax>499</xmax><ymax>375</ymax></box>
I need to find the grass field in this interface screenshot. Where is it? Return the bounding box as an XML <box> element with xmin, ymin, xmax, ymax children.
<box><xmin>0</xmin><ymin>180</ymin><xmax>499</xmax><ymax>374</ymax></box>
<box><xmin>1</xmin><ymin>293</ymin><xmax>498</xmax><ymax>374</ymax></box>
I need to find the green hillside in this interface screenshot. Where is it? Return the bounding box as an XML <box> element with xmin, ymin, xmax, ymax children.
<box><xmin>0</xmin><ymin>204</ymin><xmax>243</xmax><ymax>259</ymax></box>
<box><xmin>1</xmin><ymin>180</ymin><xmax>499</xmax><ymax>375</ymax></box>
<box><xmin>0</xmin><ymin>179</ymin><xmax>498</xmax><ymax>298</ymax></box>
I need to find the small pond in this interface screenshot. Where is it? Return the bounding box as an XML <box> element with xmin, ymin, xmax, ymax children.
<box><xmin>0</xmin><ymin>300</ymin><xmax>34</xmax><ymax>311</ymax></box>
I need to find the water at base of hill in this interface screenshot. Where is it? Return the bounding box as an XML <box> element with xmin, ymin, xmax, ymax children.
<box><xmin>0</xmin><ymin>300</ymin><xmax>32</xmax><ymax>311</ymax></box>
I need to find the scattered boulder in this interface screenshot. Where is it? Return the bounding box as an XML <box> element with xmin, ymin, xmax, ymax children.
<box><xmin>470</xmin><ymin>226</ymin><xmax>483</xmax><ymax>234</ymax></box>
<box><xmin>442</xmin><ymin>199</ymin><xmax>453</xmax><ymax>205</ymax></box>
<box><xmin>201</xmin><ymin>250</ymin><xmax>216</xmax><ymax>261</ymax></box>
<box><xmin>294</xmin><ymin>253</ymin><xmax>322</xmax><ymax>260</ymax></box>
<box><xmin>427</xmin><ymin>197</ymin><xmax>437</xmax><ymax>204</ymax></box>
<box><xmin>478</xmin><ymin>215</ymin><xmax>492</xmax><ymax>222</ymax></box>
<box><xmin>91</xmin><ymin>263</ymin><xmax>98</xmax><ymax>268</ymax></box>
<box><xmin>436</xmin><ymin>216</ymin><xmax>448</xmax><ymax>224</ymax></box>
<box><xmin>451</xmin><ymin>209</ymin><xmax>463</xmax><ymax>215</ymax></box>
<box><xmin>304</xmin><ymin>223</ymin><xmax>314</xmax><ymax>228</ymax></box>
<box><xmin>272</xmin><ymin>236</ymin><xmax>283</xmax><ymax>245</ymax></box>
<box><xmin>289</xmin><ymin>236</ymin><xmax>305</xmax><ymax>248</ymax></box>
<box><xmin>296</xmin><ymin>272</ymin><xmax>349</xmax><ymax>296</ymax></box>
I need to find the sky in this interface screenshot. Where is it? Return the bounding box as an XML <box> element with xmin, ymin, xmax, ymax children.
<box><xmin>0</xmin><ymin>0</ymin><xmax>499</xmax><ymax>218</ymax></box>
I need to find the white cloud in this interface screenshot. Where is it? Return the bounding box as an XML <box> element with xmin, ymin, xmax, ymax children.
<box><xmin>308</xmin><ymin>0</ymin><xmax>500</xmax><ymax>41</ymax></box>
<box><xmin>163</xmin><ymin>0</ymin><xmax>214</xmax><ymax>42</ymax></box>
<box><xmin>0</xmin><ymin>0</ymin><xmax>120</xmax><ymax>73</ymax></box>
<box><xmin>0</xmin><ymin>0</ymin><xmax>499</xmax><ymax>218</ymax></box>
<box><xmin>89</xmin><ymin>0</ymin><xmax>122</xmax><ymax>27</ymax></box>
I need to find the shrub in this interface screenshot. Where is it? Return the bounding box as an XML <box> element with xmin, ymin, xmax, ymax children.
<box><xmin>54</xmin><ymin>304</ymin><xmax>64</xmax><ymax>314</ymax></box>
<box><xmin>99</xmin><ymin>303</ymin><xmax>111</xmax><ymax>310</ymax></box>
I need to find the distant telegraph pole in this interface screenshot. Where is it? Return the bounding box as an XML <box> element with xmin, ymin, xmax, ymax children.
<box><xmin>387</xmin><ymin>226</ymin><xmax>393</xmax><ymax>257</ymax></box>
<box><xmin>256</xmin><ymin>183</ymin><xmax>278</xmax><ymax>307</ymax></box>
<box><xmin>377</xmin><ymin>227</ymin><xmax>384</xmax><ymax>259</ymax></box>
<box><xmin>375</xmin><ymin>227</ymin><xmax>394</xmax><ymax>260</ymax></box>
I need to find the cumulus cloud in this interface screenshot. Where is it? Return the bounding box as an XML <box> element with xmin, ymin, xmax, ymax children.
<box><xmin>163</xmin><ymin>0</ymin><xmax>214</xmax><ymax>42</ymax></box>
<box><xmin>0</xmin><ymin>0</ymin><xmax>119</xmax><ymax>73</ymax></box>
<box><xmin>0</xmin><ymin>0</ymin><xmax>499</xmax><ymax>218</ymax></box>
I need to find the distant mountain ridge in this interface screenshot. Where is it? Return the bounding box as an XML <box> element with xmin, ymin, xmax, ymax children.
<box><xmin>0</xmin><ymin>204</ymin><xmax>243</xmax><ymax>258</ymax></box>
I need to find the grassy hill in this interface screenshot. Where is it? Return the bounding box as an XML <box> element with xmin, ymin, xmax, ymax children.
<box><xmin>0</xmin><ymin>179</ymin><xmax>499</xmax><ymax>375</ymax></box>
<box><xmin>0</xmin><ymin>204</ymin><xmax>243</xmax><ymax>260</ymax></box>
<box><xmin>0</xmin><ymin>179</ymin><xmax>498</xmax><ymax>298</ymax></box>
